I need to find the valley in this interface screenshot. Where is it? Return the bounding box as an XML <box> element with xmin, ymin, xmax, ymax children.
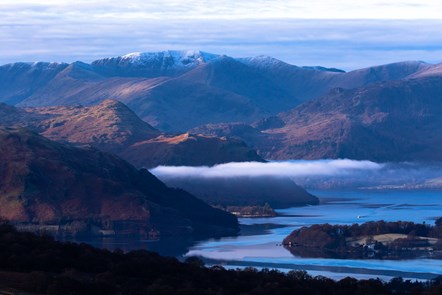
<box><xmin>1</xmin><ymin>50</ymin><xmax>442</xmax><ymax>287</ymax></box>
<box><xmin>3</xmin><ymin>0</ymin><xmax>442</xmax><ymax>292</ymax></box>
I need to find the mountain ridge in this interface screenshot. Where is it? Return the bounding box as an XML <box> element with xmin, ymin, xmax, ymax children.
<box><xmin>194</xmin><ymin>75</ymin><xmax>442</xmax><ymax>162</ymax></box>
<box><xmin>1</xmin><ymin>50</ymin><xmax>436</xmax><ymax>132</ymax></box>
<box><xmin>0</xmin><ymin>100</ymin><xmax>264</xmax><ymax>167</ymax></box>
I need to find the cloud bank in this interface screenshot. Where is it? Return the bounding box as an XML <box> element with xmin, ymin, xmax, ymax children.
<box><xmin>151</xmin><ymin>160</ymin><xmax>442</xmax><ymax>190</ymax></box>
<box><xmin>1</xmin><ymin>1</ymin><xmax>442</xmax><ymax>69</ymax></box>
<box><xmin>151</xmin><ymin>159</ymin><xmax>383</xmax><ymax>179</ymax></box>
<box><xmin>4</xmin><ymin>1</ymin><xmax>442</xmax><ymax>20</ymax></box>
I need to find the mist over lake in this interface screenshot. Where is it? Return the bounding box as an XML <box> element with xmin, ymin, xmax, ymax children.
<box><xmin>151</xmin><ymin>159</ymin><xmax>442</xmax><ymax>190</ymax></box>
<box><xmin>149</xmin><ymin>160</ymin><xmax>442</xmax><ymax>280</ymax></box>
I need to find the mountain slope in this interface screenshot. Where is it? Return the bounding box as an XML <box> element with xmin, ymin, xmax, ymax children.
<box><xmin>121</xmin><ymin>133</ymin><xmax>264</xmax><ymax>168</ymax></box>
<box><xmin>1</xmin><ymin>100</ymin><xmax>263</xmax><ymax>167</ymax></box>
<box><xmin>158</xmin><ymin>175</ymin><xmax>319</xmax><ymax>208</ymax></box>
<box><xmin>265</xmin><ymin>77</ymin><xmax>442</xmax><ymax>161</ymax></box>
<box><xmin>0</xmin><ymin>62</ymin><xmax>68</xmax><ymax>105</ymax></box>
<box><xmin>0</xmin><ymin>126</ymin><xmax>238</xmax><ymax>236</ymax></box>
<box><xmin>91</xmin><ymin>50</ymin><xmax>220</xmax><ymax>77</ymax></box>
<box><xmin>31</xmin><ymin>99</ymin><xmax>161</xmax><ymax>150</ymax></box>
<box><xmin>192</xmin><ymin>74</ymin><xmax>442</xmax><ymax>162</ymax></box>
<box><xmin>124</xmin><ymin>56</ymin><xmax>299</xmax><ymax>130</ymax></box>
<box><xmin>0</xmin><ymin>51</ymin><xmax>433</xmax><ymax>132</ymax></box>
<box><xmin>239</xmin><ymin>57</ymin><xmax>430</xmax><ymax>103</ymax></box>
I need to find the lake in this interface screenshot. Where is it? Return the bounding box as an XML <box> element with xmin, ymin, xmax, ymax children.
<box><xmin>185</xmin><ymin>189</ymin><xmax>442</xmax><ymax>280</ymax></box>
<box><xmin>69</xmin><ymin>188</ymin><xmax>442</xmax><ymax>280</ymax></box>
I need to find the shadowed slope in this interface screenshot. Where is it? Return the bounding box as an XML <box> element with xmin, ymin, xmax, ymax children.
<box><xmin>0</xmin><ymin>126</ymin><xmax>238</xmax><ymax>236</ymax></box>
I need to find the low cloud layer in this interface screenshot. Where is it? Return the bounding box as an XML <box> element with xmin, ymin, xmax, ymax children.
<box><xmin>151</xmin><ymin>160</ymin><xmax>442</xmax><ymax>190</ymax></box>
<box><xmin>151</xmin><ymin>159</ymin><xmax>383</xmax><ymax>179</ymax></box>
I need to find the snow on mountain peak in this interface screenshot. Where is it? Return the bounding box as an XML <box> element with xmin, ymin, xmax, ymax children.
<box><xmin>237</xmin><ymin>55</ymin><xmax>291</xmax><ymax>68</ymax></box>
<box><xmin>120</xmin><ymin>50</ymin><xmax>219</xmax><ymax>68</ymax></box>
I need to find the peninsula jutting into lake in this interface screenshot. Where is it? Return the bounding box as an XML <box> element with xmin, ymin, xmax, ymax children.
<box><xmin>283</xmin><ymin>219</ymin><xmax>442</xmax><ymax>259</ymax></box>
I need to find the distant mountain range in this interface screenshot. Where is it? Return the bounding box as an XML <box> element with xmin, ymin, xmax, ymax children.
<box><xmin>1</xmin><ymin>50</ymin><xmax>442</xmax><ymax>162</ymax></box>
<box><xmin>0</xmin><ymin>126</ymin><xmax>238</xmax><ymax>237</ymax></box>
<box><xmin>0</xmin><ymin>51</ymin><xmax>432</xmax><ymax>131</ymax></box>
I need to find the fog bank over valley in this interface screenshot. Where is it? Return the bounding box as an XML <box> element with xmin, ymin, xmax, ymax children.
<box><xmin>151</xmin><ymin>159</ymin><xmax>383</xmax><ymax>178</ymax></box>
<box><xmin>151</xmin><ymin>160</ymin><xmax>442</xmax><ymax>190</ymax></box>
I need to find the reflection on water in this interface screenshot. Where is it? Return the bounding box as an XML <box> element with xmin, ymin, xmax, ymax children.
<box><xmin>62</xmin><ymin>236</ymin><xmax>198</xmax><ymax>258</ymax></box>
<box><xmin>64</xmin><ymin>189</ymin><xmax>442</xmax><ymax>279</ymax></box>
<box><xmin>186</xmin><ymin>190</ymin><xmax>442</xmax><ymax>280</ymax></box>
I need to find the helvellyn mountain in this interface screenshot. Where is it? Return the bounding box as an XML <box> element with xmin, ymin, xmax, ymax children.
<box><xmin>193</xmin><ymin>66</ymin><xmax>442</xmax><ymax>162</ymax></box>
<box><xmin>0</xmin><ymin>100</ymin><xmax>263</xmax><ymax>167</ymax></box>
<box><xmin>0</xmin><ymin>126</ymin><xmax>238</xmax><ymax>237</ymax></box>
<box><xmin>0</xmin><ymin>50</ymin><xmax>432</xmax><ymax>132</ymax></box>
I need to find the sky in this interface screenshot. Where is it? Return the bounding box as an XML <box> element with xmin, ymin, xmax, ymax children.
<box><xmin>1</xmin><ymin>1</ymin><xmax>442</xmax><ymax>69</ymax></box>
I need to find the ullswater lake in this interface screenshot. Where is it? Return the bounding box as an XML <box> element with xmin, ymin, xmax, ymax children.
<box><xmin>186</xmin><ymin>189</ymin><xmax>442</xmax><ymax>280</ymax></box>
<box><xmin>72</xmin><ymin>189</ymin><xmax>442</xmax><ymax>281</ymax></box>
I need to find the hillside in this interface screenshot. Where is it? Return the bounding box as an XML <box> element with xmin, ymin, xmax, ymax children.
<box><xmin>0</xmin><ymin>100</ymin><xmax>263</xmax><ymax>168</ymax></box>
<box><xmin>120</xmin><ymin>133</ymin><xmax>263</xmax><ymax>168</ymax></box>
<box><xmin>154</xmin><ymin>175</ymin><xmax>319</xmax><ymax>208</ymax></box>
<box><xmin>194</xmin><ymin>75</ymin><xmax>442</xmax><ymax>162</ymax></box>
<box><xmin>0</xmin><ymin>126</ymin><xmax>238</xmax><ymax>237</ymax></box>
<box><xmin>268</xmin><ymin>76</ymin><xmax>442</xmax><ymax>161</ymax></box>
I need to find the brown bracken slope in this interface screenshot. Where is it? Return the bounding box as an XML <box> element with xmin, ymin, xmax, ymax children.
<box><xmin>0</xmin><ymin>126</ymin><xmax>238</xmax><ymax>236</ymax></box>
<box><xmin>1</xmin><ymin>100</ymin><xmax>263</xmax><ymax>167</ymax></box>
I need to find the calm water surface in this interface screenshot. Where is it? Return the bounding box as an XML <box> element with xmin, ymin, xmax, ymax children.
<box><xmin>186</xmin><ymin>190</ymin><xmax>442</xmax><ymax>280</ymax></box>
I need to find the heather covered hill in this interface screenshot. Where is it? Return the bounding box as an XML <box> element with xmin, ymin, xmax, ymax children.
<box><xmin>0</xmin><ymin>100</ymin><xmax>263</xmax><ymax>167</ymax></box>
<box><xmin>32</xmin><ymin>99</ymin><xmax>161</xmax><ymax>149</ymax></box>
<box><xmin>0</xmin><ymin>102</ymin><xmax>40</xmax><ymax>126</ymax></box>
<box><xmin>0</xmin><ymin>126</ymin><xmax>238</xmax><ymax>237</ymax></box>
